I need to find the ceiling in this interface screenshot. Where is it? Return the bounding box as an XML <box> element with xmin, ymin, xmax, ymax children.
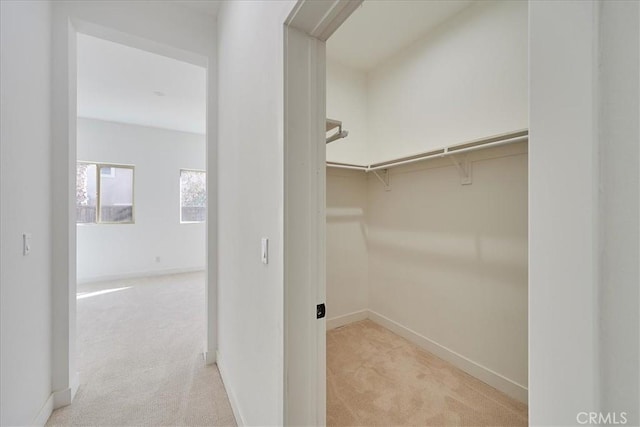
<box><xmin>327</xmin><ymin>0</ymin><xmax>474</xmax><ymax>72</ymax></box>
<box><xmin>77</xmin><ymin>33</ymin><xmax>206</xmax><ymax>135</ymax></box>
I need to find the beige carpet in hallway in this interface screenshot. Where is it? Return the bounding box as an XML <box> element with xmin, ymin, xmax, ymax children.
<box><xmin>47</xmin><ymin>272</ymin><xmax>236</xmax><ymax>426</ymax></box>
<box><xmin>327</xmin><ymin>320</ymin><xmax>528</xmax><ymax>426</ymax></box>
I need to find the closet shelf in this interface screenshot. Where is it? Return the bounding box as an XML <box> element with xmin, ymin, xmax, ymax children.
<box><xmin>326</xmin><ymin>129</ymin><xmax>528</xmax><ymax>172</ymax></box>
<box><xmin>326</xmin><ymin>119</ymin><xmax>341</xmax><ymax>132</ymax></box>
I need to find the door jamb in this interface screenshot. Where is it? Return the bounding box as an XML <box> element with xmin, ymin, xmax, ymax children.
<box><xmin>282</xmin><ymin>1</ymin><xmax>362</xmax><ymax>425</ymax></box>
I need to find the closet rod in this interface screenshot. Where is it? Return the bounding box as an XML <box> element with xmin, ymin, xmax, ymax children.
<box><xmin>326</xmin><ymin>130</ymin><xmax>528</xmax><ymax>172</ymax></box>
<box><xmin>368</xmin><ymin>134</ymin><xmax>528</xmax><ymax>171</ymax></box>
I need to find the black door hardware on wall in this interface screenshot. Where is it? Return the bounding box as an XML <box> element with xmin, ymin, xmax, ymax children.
<box><xmin>317</xmin><ymin>303</ymin><xmax>326</xmax><ymax>319</ymax></box>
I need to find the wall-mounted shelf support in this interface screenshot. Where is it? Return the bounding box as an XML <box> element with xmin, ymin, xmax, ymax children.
<box><xmin>449</xmin><ymin>154</ymin><xmax>472</xmax><ymax>185</ymax></box>
<box><xmin>326</xmin><ymin>119</ymin><xmax>349</xmax><ymax>144</ymax></box>
<box><xmin>372</xmin><ymin>169</ymin><xmax>390</xmax><ymax>191</ymax></box>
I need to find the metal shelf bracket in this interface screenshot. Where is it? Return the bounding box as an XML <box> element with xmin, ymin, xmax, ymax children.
<box><xmin>372</xmin><ymin>169</ymin><xmax>391</xmax><ymax>191</ymax></box>
<box><xmin>450</xmin><ymin>154</ymin><xmax>472</xmax><ymax>185</ymax></box>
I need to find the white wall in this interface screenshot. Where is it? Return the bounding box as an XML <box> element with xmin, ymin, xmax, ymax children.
<box><xmin>0</xmin><ymin>1</ymin><xmax>53</xmax><ymax>425</ymax></box>
<box><xmin>598</xmin><ymin>1</ymin><xmax>639</xmax><ymax>424</ymax></box>
<box><xmin>325</xmin><ymin>60</ymin><xmax>371</xmax><ymax>325</ymax></box>
<box><xmin>530</xmin><ymin>2</ymin><xmax>640</xmax><ymax>423</ymax></box>
<box><xmin>326</xmin><ymin>60</ymin><xmax>368</xmax><ymax>165</ymax></box>
<box><xmin>367</xmin><ymin>144</ymin><xmax>528</xmax><ymax>396</ymax></box>
<box><xmin>529</xmin><ymin>1</ymin><xmax>600</xmax><ymax>424</ymax></box>
<box><xmin>326</xmin><ymin>169</ymin><xmax>369</xmax><ymax>324</ymax></box>
<box><xmin>76</xmin><ymin>118</ymin><xmax>205</xmax><ymax>283</ymax></box>
<box><xmin>365</xmin><ymin>0</ymin><xmax>527</xmax><ymax>163</ymax></box>
<box><xmin>51</xmin><ymin>0</ymin><xmax>218</xmax><ymax>403</ymax></box>
<box><xmin>216</xmin><ymin>1</ymin><xmax>295</xmax><ymax>425</ymax></box>
<box><xmin>326</xmin><ymin>0</ymin><xmax>640</xmax><ymax>421</ymax></box>
<box><xmin>326</xmin><ymin>144</ymin><xmax>529</xmax><ymax>400</ymax></box>
<box><xmin>324</xmin><ymin>0</ymin><xmax>529</xmax><ymax>402</ymax></box>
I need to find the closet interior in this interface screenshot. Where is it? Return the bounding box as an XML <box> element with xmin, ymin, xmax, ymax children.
<box><xmin>324</xmin><ymin>1</ymin><xmax>529</xmax><ymax>426</ymax></box>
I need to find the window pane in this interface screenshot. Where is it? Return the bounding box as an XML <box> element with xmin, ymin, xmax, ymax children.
<box><xmin>76</xmin><ymin>163</ymin><xmax>97</xmax><ymax>223</ymax></box>
<box><xmin>100</xmin><ymin>167</ymin><xmax>114</xmax><ymax>178</ymax></box>
<box><xmin>99</xmin><ymin>166</ymin><xmax>133</xmax><ymax>223</ymax></box>
<box><xmin>180</xmin><ymin>170</ymin><xmax>206</xmax><ymax>222</ymax></box>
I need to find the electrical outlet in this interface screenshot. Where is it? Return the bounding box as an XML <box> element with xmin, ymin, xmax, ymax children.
<box><xmin>155</xmin><ymin>256</ymin><xmax>161</xmax><ymax>263</ymax></box>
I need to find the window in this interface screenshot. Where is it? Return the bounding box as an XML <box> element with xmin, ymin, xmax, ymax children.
<box><xmin>100</xmin><ymin>166</ymin><xmax>115</xmax><ymax>178</ymax></box>
<box><xmin>76</xmin><ymin>162</ymin><xmax>134</xmax><ymax>224</ymax></box>
<box><xmin>76</xmin><ymin>163</ymin><xmax>98</xmax><ymax>224</ymax></box>
<box><xmin>180</xmin><ymin>169</ymin><xmax>206</xmax><ymax>223</ymax></box>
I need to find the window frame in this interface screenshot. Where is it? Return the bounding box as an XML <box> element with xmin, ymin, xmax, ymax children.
<box><xmin>179</xmin><ymin>168</ymin><xmax>206</xmax><ymax>224</ymax></box>
<box><xmin>77</xmin><ymin>161</ymin><xmax>136</xmax><ymax>225</ymax></box>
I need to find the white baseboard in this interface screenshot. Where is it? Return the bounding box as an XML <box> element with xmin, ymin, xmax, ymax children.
<box><xmin>326</xmin><ymin>309</ymin><xmax>368</xmax><ymax>330</ymax></box>
<box><xmin>203</xmin><ymin>350</ymin><xmax>216</xmax><ymax>366</ymax></box>
<box><xmin>367</xmin><ymin>310</ymin><xmax>528</xmax><ymax>404</ymax></box>
<box><xmin>53</xmin><ymin>372</ymin><xmax>80</xmax><ymax>409</ymax></box>
<box><xmin>78</xmin><ymin>267</ymin><xmax>205</xmax><ymax>284</ymax></box>
<box><xmin>33</xmin><ymin>393</ymin><xmax>54</xmax><ymax>426</ymax></box>
<box><xmin>34</xmin><ymin>372</ymin><xmax>80</xmax><ymax>426</ymax></box>
<box><xmin>216</xmin><ymin>351</ymin><xmax>245</xmax><ymax>426</ymax></box>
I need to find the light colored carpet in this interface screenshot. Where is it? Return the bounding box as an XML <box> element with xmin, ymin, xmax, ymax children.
<box><xmin>327</xmin><ymin>320</ymin><xmax>528</xmax><ymax>427</ymax></box>
<box><xmin>47</xmin><ymin>272</ymin><xmax>236</xmax><ymax>426</ymax></box>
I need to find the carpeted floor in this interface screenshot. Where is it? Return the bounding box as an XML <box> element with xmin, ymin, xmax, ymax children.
<box><xmin>327</xmin><ymin>320</ymin><xmax>528</xmax><ymax>426</ymax></box>
<box><xmin>47</xmin><ymin>272</ymin><xmax>236</xmax><ymax>426</ymax></box>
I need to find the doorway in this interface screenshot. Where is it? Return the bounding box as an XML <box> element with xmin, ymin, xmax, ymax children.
<box><xmin>284</xmin><ymin>1</ymin><xmax>529</xmax><ymax>425</ymax></box>
<box><xmin>54</xmin><ymin>32</ymin><xmax>221</xmax><ymax>424</ymax></box>
<box><xmin>323</xmin><ymin>2</ymin><xmax>528</xmax><ymax>424</ymax></box>
<box><xmin>50</xmin><ymin>10</ymin><xmax>219</xmax><ymax>416</ymax></box>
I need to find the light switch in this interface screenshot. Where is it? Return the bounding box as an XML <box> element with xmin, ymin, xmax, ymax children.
<box><xmin>23</xmin><ymin>233</ymin><xmax>32</xmax><ymax>256</ymax></box>
<box><xmin>261</xmin><ymin>238</ymin><xmax>269</xmax><ymax>264</ymax></box>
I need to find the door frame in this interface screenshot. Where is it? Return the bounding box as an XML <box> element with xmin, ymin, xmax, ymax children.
<box><xmin>282</xmin><ymin>1</ymin><xmax>362</xmax><ymax>425</ymax></box>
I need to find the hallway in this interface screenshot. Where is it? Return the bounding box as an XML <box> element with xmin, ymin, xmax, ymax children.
<box><xmin>47</xmin><ymin>272</ymin><xmax>235</xmax><ymax>426</ymax></box>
